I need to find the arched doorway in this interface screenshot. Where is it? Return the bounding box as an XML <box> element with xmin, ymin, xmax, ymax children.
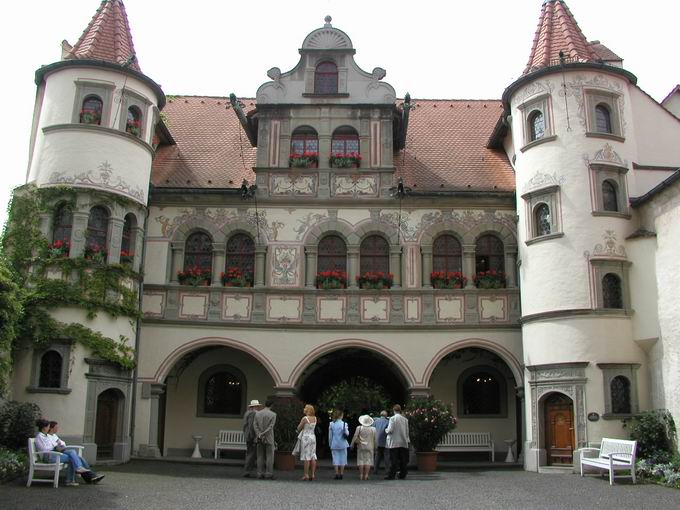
<box><xmin>95</xmin><ymin>388</ymin><xmax>124</xmax><ymax>460</ymax></box>
<box><xmin>541</xmin><ymin>392</ymin><xmax>574</xmax><ymax>466</ymax></box>
<box><xmin>296</xmin><ymin>348</ymin><xmax>408</xmax><ymax>456</ymax></box>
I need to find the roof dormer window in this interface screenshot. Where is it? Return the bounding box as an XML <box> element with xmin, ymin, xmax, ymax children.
<box><xmin>314</xmin><ymin>61</ymin><xmax>338</xmax><ymax>94</ymax></box>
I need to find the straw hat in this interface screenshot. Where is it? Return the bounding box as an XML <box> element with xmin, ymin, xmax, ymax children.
<box><xmin>248</xmin><ymin>399</ymin><xmax>261</xmax><ymax>407</ymax></box>
<box><xmin>358</xmin><ymin>415</ymin><xmax>374</xmax><ymax>427</ymax></box>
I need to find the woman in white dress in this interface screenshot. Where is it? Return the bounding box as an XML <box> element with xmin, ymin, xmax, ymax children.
<box><xmin>350</xmin><ymin>414</ymin><xmax>376</xmax><ymax>480</ymax></box>
<box><xmin>296</xmin><ymin>404</ymin><xmax>318</xmax><ymax>481</ymax></box>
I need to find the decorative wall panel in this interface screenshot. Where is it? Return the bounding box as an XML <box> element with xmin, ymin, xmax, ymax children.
<box><xmin>221</xmin><ymin>294</ymin><xmax>252</xmax><ymax>321</ymax></box>
<box><xmin>360</xmin><ymin>296</ymin><xmax>390</xmax><ymax>323</ymax></box>
<box><xmin>142</xmin><ymin>292</ymin><xmax>165</xmax><ymax>317</ymax></box>
<box><xmin>178</xmin><ymin>293</ymin><xmax>208</xmax><ymax>320</ymax></box>
<box><xmin>266</xmin><ymin>295</ymin><xmax>303</xmax><ymax>322</ymax></box>
<box><xmin>317</xmin><ymin>296</ymin><xmax>346</xmax><ymax>323</ymax></box>
<box><xmin>478</xmin><ymin>295</ymin><xmax>508</xmax><ymax>322</ymax></box>
<box><xmin>404</xmin><ymin>296</ymin><xmax>421</xmax><ymax>323</ymax></box>
<box><xmin>436</xmin><ymin>296</ymin><xmax>465</xmax><ymax>323</ymax></box>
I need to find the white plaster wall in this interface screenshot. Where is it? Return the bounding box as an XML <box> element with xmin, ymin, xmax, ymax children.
<box><xmin>626</xmin><ymin>237</ymin><xmax>659</xmax><ymax>343</ymax></box>
<box><xmin>662</xmin><ymin>93</ymin><xmax>680</xmax><ymax>119</ymax></box>
<box><xmin>630</xmin><ymin>169</ymin><xmax>678</xmax><ymax>199</ymax></box>
<box><xmin>142</xmin><ymin>240</ymin><xmax>169</xmax><ymax>284</ymax></box>
<box><xmin>50</xmin><ymin>308</ymin><xmax>136</xmax><ymax>348</ymax></box>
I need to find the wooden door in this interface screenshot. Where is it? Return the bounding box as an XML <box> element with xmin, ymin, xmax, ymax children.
<box><xmin>545</xmin><ymin>393</ymin><xmax>574</xmax><ymax>465</ymax></box>
<box><xmin>95</xmin><ymin>389</ymin><xmax>120</xmax><ymax>459</ymax></box>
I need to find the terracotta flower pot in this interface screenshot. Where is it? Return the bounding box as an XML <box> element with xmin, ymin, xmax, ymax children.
<box><xmin>416</xmin><ymin>451</ymin><xmax>438</xmax><ymax>472</ymax></box>
<box><xmin>274</xmin><ymin>451</ymin><xmax>296</xmax><ymax>471</ymax></box>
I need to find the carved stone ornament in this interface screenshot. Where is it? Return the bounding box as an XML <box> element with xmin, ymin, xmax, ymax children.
<box><xmin>270</xmin><ymin>174</ymin><xmax>316</xmax><ymax>196</ymax></box>
<box><xmin>522</xmin><ymin>171</ymin><xmax>565</xmax><ymax>195</ymax></box>
<box><xmin>590</xmin><ymin>230</ymin><xmax>627</xmax><ymax>259</ymax></box>
<box><xmin>592</xmin><ymin>143</ymin><xmax>625</xmax><ymax>166</ymax></box>
<box><xmin>271</xmin><ymin>246</ymin><xmax>299</xmax><ymax>286</ymax></box>
<box><xmin>567</xmin><ymin>74</ymin><xmax>626</xmax><ymax>135</ymax></box>
<box><xmin>47</xmin><ymin>161</ymin><xmax>145</xmax><ymax>203</ymax></box>
<box><xmin>331</xmin><ymin>175</ymin><xmax>378</xmax><ymax>197</ymax></box>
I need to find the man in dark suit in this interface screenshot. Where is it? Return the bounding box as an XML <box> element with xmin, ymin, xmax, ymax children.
<box><xmin>253</xmin><ymin>399</ymin><xmax>277</xmax><ymax>479</ymax></box>
<box><xmin>242</xmin><ymin>399</ymin><xmax>261</xmax><ymax>477</ymax></box>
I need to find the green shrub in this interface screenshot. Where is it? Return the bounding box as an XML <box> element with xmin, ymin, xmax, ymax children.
<box><xmin>272</xmin><ymin>397</ymin><xmax>305</xmax><ymax>452</ymax></box>
<box><xmin>629</xmin><ymin>409</ymin><xmax>677</xmax><ymax>463</ymax></box>
<box><xmin>0</xmin><ymin>400</ymin><xmax>41</xmax><ymax>450</ymax></box>
<box><xmin>404</xmin><ymin>395</ymin><xmax>457</xmax><ymax>452</ymax></box>
<box><xmin>0</xmin><ymin>448</ymin><xmax>27</xmax><ymax>482</ymax></box>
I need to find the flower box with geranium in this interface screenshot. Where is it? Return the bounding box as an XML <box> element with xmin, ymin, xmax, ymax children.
<box><xmin>220</xmin><ymin>267</ymin><xmax>253</xmax><ymax>287</ymax></box>
<box><xmin>178</xmin><ymin>266</ymin><xmax>211</xmax><ymax>286</ymax></box>
<box><xmin>431</xmin><ymin>271</ymin><xmax>467</xmax><ymax>289</ymax></box>
<box><xmin>315</xmin><ymin>270</ymin><xmax>347</xmax><ymax>289</ymax></box>
<box><xmin>119</xmin><ymin>250</ymin><xmax>133</xmax><ymax>265</ymax></box>
<box><xmin>356</xmin><ymin>271</ymin><xmax>393</xmax><ymax>290</ymax></box>
<box><xmin>79</xmin><ymin>108</ymin><xmax>101</xmax><ymax>125</ymax></box>
<box><xmin>84</xmin><ymin>243</ymin><xmax>107</xmax><ymax>264</ymax></box>
<box><xmin>329</xmin><ymin>152</ymin><xmax>362</xmax><ymax>168</ymax></box>
<box><xmin>47</xmin><ymin>240</ymin><xmax>70</xmax><ymax>259</ymax></box>
<box><xmin>404</xmin><ymin>396</ymin><xmax>458</xmax><ymax>453</ymax></box>
<box><xmin>126</xmin><ymin>119</ymin><xmax>142</xmax><ymax>137</ymax></box>
<box><xmin>473</xmin><ymin>270</ymin><xmax>506</xmax><ymax>289</ymax></box>
<box><xmin>289</xmin><ymin>151</ymin><xmax>319</xmax><ymax>168</ymax></box>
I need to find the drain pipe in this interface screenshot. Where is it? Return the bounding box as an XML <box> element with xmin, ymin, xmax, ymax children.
<box><xmin>128</xmin><ymin>197</ymin><xmax>150</xmax><ymax>459</ymax></box>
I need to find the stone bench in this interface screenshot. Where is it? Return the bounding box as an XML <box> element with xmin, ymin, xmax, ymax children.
<box><xmin>436</xmin><ymin>431</ymin><xmax>495</xmax><ymax>461</ymax></box>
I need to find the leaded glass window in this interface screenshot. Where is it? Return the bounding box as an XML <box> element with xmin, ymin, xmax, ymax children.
<box><xmin>611</xmin><ymin>376</ymin><xmax>631</xmax><ymax>414</ymax></box>
<box><xmin>225</xmin><ymin>233</ymin><xmax>254</xmax><ymax>284</ymax></box>
<box><xmin>126</xmin><ymin>106</ymin><xmax>142</xmax><ymax>137</ymax></box>
<box><xmin>87</xmin><ymin>206</ymin><xmax>109</xmax><ymax>251</ymax></box>
<box><xmin>475</xmin><ymin>235</ymin><xmax>504</xmax><ymax>273</ymax></box>
<box><xmin>602</xmin><ymin>180</ymin><xmax>618</xmax><ymax>212</ymax></box>
<box><xmin>39</xmin><ymin>351</ymin><xmax>62</xmax><ymax>388</ymax></box>
<box><xmin>462</xmin><ymin>371</ymin><xmax>500</xmax><ymax>415</ymax></box>
<box><xmin>184</xmin><ymin>232</ymin><xmax>213</xmax><ymax>272</ymax></box>
<box><xmin>203</xmin><ymin>370</ymin><xmax>242</xmax><ymax>415</ymax></box>
<box><xmin>318</xmin><ymin>235</ymin><xmax>347</xmax><ymax>273</ymax></box>
<box><xmin>121</xmin><ymin>214</ymin><xmax>135</xmax><ymax>256</ymax></box>
<box><xmin>595</xmin><ymin>104</ymin><xmax>612</xmax><ymax>134</ymax></box>
<box><xmin>331</xmin><ymin>127</ymin><xmax>360</xmax><ymax>154</ymax></box>
<box><xmin>433</xmin><ymin>235</ymin><xmax>462</xmax><ymax>273</ymax></box>
<box><xmin>80</xmin><ymin>95</ymin><xmax>103</xmax><ymax>125</ymax></box>
<box><xmin>314</xmin><ymin>61</ymin><xmax>338</xmax><ymax>94</ymax></box>
<box><xmin>602</xmin><ymin>273</ymin><xmax>623</xmax><ymax>309</ymax></box>
<box><xmin>52</xmin><ymin>204</ymin><xmax>72</xmax><ymax>244</ymax></box>
<box><xmin>535</xmin><ymin>203</ymin><xmax>551</xmax><ymax>236</ymax></box>
<box><xmin>529</xmin><ymin>110</ymin><xmax>545</xmax><ymax>141</ymax></box>
<box><xmin>360</xmin><ymin>235</ymin><xmax>389</xmax><ymax>274</ymax></box>
<box><xmin>290</xmin><ymin>127</ymin><xmax>319</xmax><ymax>155</ymax></box>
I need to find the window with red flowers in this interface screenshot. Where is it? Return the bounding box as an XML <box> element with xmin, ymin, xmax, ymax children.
<box><xmin>126</xmin><ymin>106</ymin><xmax>143</xmax><ymax>137</ymax></box>
<box><xmin>225</xmin><ymin>233</ymin><xmax>255</xmax><ymax>284</ymax></box>
<box><xmin>86</xmin><ymin>206</ymin><xmax>109</xmax><ymax>253</ymax></box>
<box><xmin>80</xmin><ymin>95</ymin><xmax>103</xmax><ymax>125</ymax></box>
<box><xmin>475</xmin><ymin>234</ymin><xmax>504</xmax><ymax>274</ymax></box>
<box><xmin>317</xmin><ymin>235</ymin><xmax>347</xmax><ymax>273</ymax></box>
<box><xmin>121</xmin><ymin>213</ymin><xmax>136</xmax><ymax>260</ymax></box>
<box><xmin>184</xmin><ymin>232</ymin><xmax>213</xmax><ymax>273</ymax></box>
<box><xmin>52</xmin><ymin>203</ymin><xmax>73</xmax><ymax>244</ymax></box>
<box><xmin>360</xmin><ymin>235</ymin><xmax>389</xmax><ymax>275</ymax></box>
<box><xmin>314</xmin><ymin>61</ymin><xmax>338</xmax><ymax>94</ymax></box>
<box><xmin>331</xmin><ymin>126</ymin><xmax>360</xmax><ymax>154</ymax></box>
<box><xmin>290</xmin><ymin>126</ymin><xmax>319</xmax><ymax>155</ymax></box>
<box><xmin>433</xmin><ymin>234</ymin><xmax>462</xmax><ymax>273</ymax></box>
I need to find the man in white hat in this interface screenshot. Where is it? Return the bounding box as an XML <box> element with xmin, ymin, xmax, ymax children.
<box><xmin>242</xmin><ymin>399</ymin><xmax>262</xmax><ymax>477</ymax></box>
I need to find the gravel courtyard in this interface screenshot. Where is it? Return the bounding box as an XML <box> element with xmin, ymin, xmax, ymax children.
<box><xmin>2</xmin><ymin>460</ymin><xmax>679</xmax><ymax>510</ymax></box>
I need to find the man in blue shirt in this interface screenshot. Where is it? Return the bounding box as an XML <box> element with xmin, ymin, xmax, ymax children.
<box><xmin>373</xmin><ymin>410</ymin><xmax>390</xmax><ymax>474</ymax></box>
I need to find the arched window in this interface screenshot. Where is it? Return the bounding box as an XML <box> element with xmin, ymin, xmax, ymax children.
<box><xmin>86</xmin><ymin>206</ymin><xmax>109</xmax><ymax>255</ymax></box>
<box><xmin>225</xmin><ymin>233</ymin><xmax>255</xmax><ymax>285</ymax></box>
<box><xmin>433</xmin><ymin>234</ymin><xmax>462</xmax><ymax>273</ymax></box>
<box><xmin>199</xmin><ymin>366</ymin><xmax>245</xmax><ymax>416</ymax></box>
<box><xmin>80</xmin><ymin>95</ymin><xmax>103</xmax><ymax>125</ymax></box>
<box><xmin>39</xmin><ymin>351</ymin><xmax>63</xmax><ymax>388</ymax></box>
<box><xmin>290</xmin><ymin>126</ymin><xmax>319</xmax><ymax>156</ymax></box>
<box><xmin>331</xmin><ymin>126</ymin><xmax>360</xmax><ymax>155</ymax></box>
<box><xmin>318</xmin><ymin>235</ymin><xmax>347</xmax><ymax>273</ymax></box>
<box><xmin>360</xmin><ymin>235</ymin><xmax>389</xmax><ymax>274</ymax></box>
<box><xmin>602</xmin><ymin>180</ymin><xmax>619</xmax><ymax>212</ymax></box>
<box><xmin>126</xmin><ymin>106</ymin><xmax>142</xmax><ymax>137</ymax></box>
<box><xmin>52</xmin><ymin>203</ymin><xmax>72</xmax><ymax>245</ymax></box>
<box><xmin>184</xmin><ymin>232</ymin><xmax>213</xmax><ymax>272</ymax></box>
<box><xmin>595</xmin><ymin>104</ymin><xmax>612</xmax><ymax>134</ymax></box>
<box><xmin>314</xmin><ymin>61</ymin><xmax>338</xmax><ymax>94</ymax></box>
<box><xmin>528</xmin><ymin>110</ymin><xmax>545</xmax><ymax>141</ymax></box>
<box><xmin>121</xmin><ymin>213</ymin><xmax>135</xmax><ymax>261</ymax></box>
<box><xmin>475</xmin><ymin>234</ymin><xmax>505</xmax><ymax>273</ymax></box>
<box><xmin>611</xmin><ymin>376</ymin><xmax>632</xmax><ymax>414</ymax></box>
<box><xmin>602</xmin><ymin>273</ymin><xmax>623</xmax><ymax>309</ymax></box>
<box><xmin>534</xmin><ymin>203</ymin><xmax>551</xmax><ymax>236</ymax></box>
<box><xmin>461</xmin><ymin>369</ymin><xmax>502</xmax><ymax>415</ymax></box>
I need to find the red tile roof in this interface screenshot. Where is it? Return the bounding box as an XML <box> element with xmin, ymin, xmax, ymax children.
<box><xmin>66</xmin><ymin>0</ymin><xmax>141</xmax><ymax>72</ymax></box>
<box><xmin>524</xmin><ymin>0</ymin><xmax>599</xmax><ymax>75</ymax></box>
<box><xmin>151</xmin><ymin>97</ymin><xmax>514</xmax><ymax>193</ymax></box>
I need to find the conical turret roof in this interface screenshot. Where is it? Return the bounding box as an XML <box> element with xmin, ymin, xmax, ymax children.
<box><xmin>523</xmin><ymin>0</ymin><xmax>598</xmax><ymax>75</ymax></box>
<box><xmin>66</xmin><ymin>0</ymin><xmax>141</xmax><ymax>72</ymax></box>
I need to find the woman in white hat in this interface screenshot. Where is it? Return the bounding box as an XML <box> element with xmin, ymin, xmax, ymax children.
<box><xmin>350</xmin><ymin>414</ymin><xmax>376</xmax><ymax>480</ymax></box>
<box><xmin>295</xmin><ymin>404</ymin><xmax>318</xmax><ymax>481</ymax></box>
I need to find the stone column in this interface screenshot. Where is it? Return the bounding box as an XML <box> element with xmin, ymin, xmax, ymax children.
<box><xmin>132</xmin><ymin>226</ymin><xmax>144</xmax><ymax>273</ymax></box>
<box><xmin>390</xmin><ymin>246</ymin><xmax>402</xmax><ymax>288</ymax></box>
<box><xmin>462</xmin><ymin>244</ymin><xmax>476</xmax><ymax>289</ymax></box>
<box><xmin>169</xmin><ymin>241</ymin><xmax>184</xmax><ymax>283</ymax></box>
<box><xmin>504</xmin><ymin>246</ymin><xmax>518</xmax><ymax>288</ymax></box>
<box><xmin>108</xmin><ymin>216</ymin><xmax>124</xmax><ymax>264</ymax></box>
<box><xmin>212</xmin><ymin>242</ymin><xmax>226</xmax><ymax>286</ymax></box>
<box><xmin>347</xmin><ymin>245</ymin><xmax>359</xmax><ymax>289</ymax></box>
<box><xmin>70</xmin><ymin>211</ymin><xmax>89</xmax><ymax>258</ymax></box>
<box><xmin>318</xmin><ymin>135</ymin><xmax>331</xmax><ymax>169</ymax></box>
<box><xmin>304</xmin><ymin>246</ymin><xmax>318</xmax><ymax>288</ymax></box>
<box><xmin>421</xmin><ymin>246</ymin><xmax>433</xmax><ymax>288</ymax></box>
<box><xmin>254</xmin><ymin>245</ymin><xmax>267</xmax><ymax>287</ymax></box>
<box><xmin>39</xmin><ymin>213</ymin><xmax>52</xmax><ymax>239</ymax></box>
<box><xmin>141</xmin><ymin>383</ymin><xmax>165</xmax><ymax>458</ymax></box>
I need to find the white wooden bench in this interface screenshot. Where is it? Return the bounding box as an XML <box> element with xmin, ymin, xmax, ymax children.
<box><xmin>436</xmin><ymin>432</ymin><xmax>495</xmax><ymax>461</ymax></box>
<box><xmin>26</xmin><ymin>437</ymin><xmax>84</xmax><ymax>488</ymax></box>
<box><xmin>214</xmin><ymin>430</ymin><xmax>246</xmax><ymax>458</ymax></box>
<box><xmin>579</xmin><ymin>437</ymin><xmax>637</xmax><ymax>485</ymax></box>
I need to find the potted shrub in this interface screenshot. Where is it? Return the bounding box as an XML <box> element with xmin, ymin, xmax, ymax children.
<box><xmin>84</xmin><ymin>243</ymin><xmax>107</xmax><ymax>264</ymax></box>
<box><xmin>404</xmin><ymin>396</ymin><xmax>457</xmax><ymax>472</ymax></box>
<box><xmin>356</xmin><ymin>271</ymin><xmax>393</xmax><ymax>290</ymax></box>
<box><xmin>430</xmin><ymin>271</ymin><xmax>467</xmax><ymax>289</ymax></box>
<box><xmin>329</xmin><ymin>152</ymin><xmax>362</xmax><ymax>168</ymax></box>
<box><xmin>315</xmin><ymin>270</ymin><xmax>347</xmax><ymax>289</ymax></box>
<box><xmin>220</xmin><ymin>267</ymin><xmax>253</xmax><ymax>287</ymax></box>
<box><xmin>46</xmin><ymin>240</ymin><xmax>70</xmax><ymax>259</ymax></box>
<box><xmin>289</xmin><ymin>151</ymin><xmax>319</xmax><ymax>169</ymax></box>
<box><xmin>273</xmin><ymin>396</ymin><xmax>305</xmax><ymax>471</ymax></box>
<box><xmin>177</xmin><ymin>266</ymin><xmax>211</xmax><ymax>286</ymax></box>
<box><xmin>473</xmin><ymin>270</ymin><xmax>506</xmax><ymax>289</ymax></box>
